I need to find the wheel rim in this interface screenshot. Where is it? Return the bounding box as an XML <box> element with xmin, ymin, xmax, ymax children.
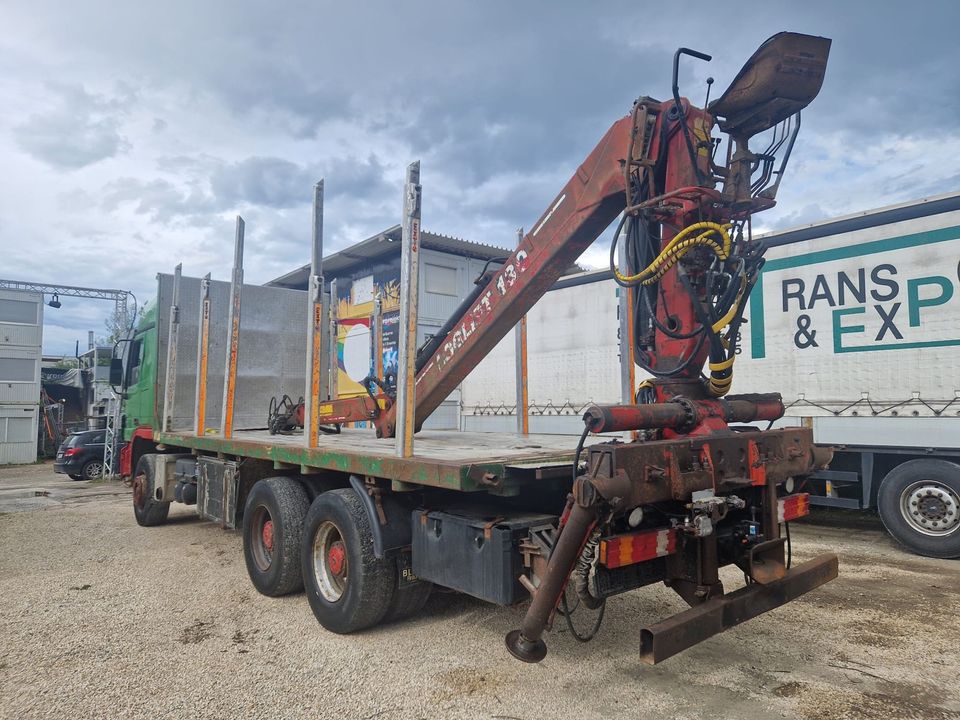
<box><xmin>85</xmin><ymin>462</ymin><xmax>103</xmax><ymax>479</ymax></box>
<box><xmin>899</xmin><ymin>480</ymin><xmax>960</xmax><ymax>537</ymax></box>
<box><xmin>250</xmin><ymin>506</ymin><xmax>274</xmax><ymax>572</ymax></box>
<box><xmin>312</xmin><ymin>521</ymin><xmax>347</xmax><ymax>602</ymax></box>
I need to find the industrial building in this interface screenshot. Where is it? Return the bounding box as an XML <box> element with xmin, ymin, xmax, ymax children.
<box><xmin>269</xmin><ymin>225</ymin><xmax>516</xmax><ymax>429</ymax></box>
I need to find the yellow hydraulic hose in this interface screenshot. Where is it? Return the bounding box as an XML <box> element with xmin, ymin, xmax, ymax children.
<box><xmin>613</xmin><ymin>221</ymin><xmax>733</xmax><ymax>286</ymax></box>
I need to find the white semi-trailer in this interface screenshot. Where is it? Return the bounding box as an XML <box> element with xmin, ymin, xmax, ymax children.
<box><xmin>462</xmin><ymin>192</ymin><xmax>960</xmax><ymax>558</ymax></box>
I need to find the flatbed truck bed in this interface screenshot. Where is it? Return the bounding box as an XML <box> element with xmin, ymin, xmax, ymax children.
<box><xmin>154</xmin><ymin>428</ymin><xmax>601</xmax><ymax>493</ymax></box>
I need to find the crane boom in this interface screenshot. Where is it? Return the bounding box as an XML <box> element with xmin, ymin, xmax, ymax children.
<box><xmin>374</xmin><ymin>116</ymin><xmax>634</xmax><ymax>436</ymax></box>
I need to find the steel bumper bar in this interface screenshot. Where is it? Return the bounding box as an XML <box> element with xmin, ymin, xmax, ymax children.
<box><xmin>639</xmin><ymin>553</ymin><xmax>839</xmax><ymax>665</ymax></box>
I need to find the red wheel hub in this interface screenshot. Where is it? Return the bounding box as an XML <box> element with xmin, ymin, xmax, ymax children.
<box><xmin>261</xmin><ymin>520</ymin><xmax>275</xmax><ymax>552</ymax></box>
<box><xmin>328</xmin><ymin>541</ymin><xmax>346</xmax><ymax>576</ymax></box>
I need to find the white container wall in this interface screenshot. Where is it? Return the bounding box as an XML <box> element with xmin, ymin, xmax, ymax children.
<box><xmin>461</xmin><ymin>277</ymin><xmax>620</xmax><ymax>434</ymax></box>
<box><xmin>0</xmin><ymin>405</ymin><xmax>39</xmax><ymax>464</ymax></box>
<box><xmin>459</xmin><ymin>194</ymin><xmax>960</xmax><ymax>447</ymax></box>
<box><xmin>0</xmin><ymin>289</ymin><xmax>42</xmax><ymax>463</ymax></box>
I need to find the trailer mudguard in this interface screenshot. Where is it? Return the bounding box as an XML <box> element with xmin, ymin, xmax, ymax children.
<box><xmin>348</xmin><ymin>475</ymin><xmax>417</xmax><ymax>558</ymax></box>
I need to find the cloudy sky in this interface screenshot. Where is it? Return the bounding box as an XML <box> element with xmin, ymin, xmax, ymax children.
<box><xmin>2</xmin><ymin>1</ymin><xmax>958</xmax><ymax>354</ymax></box>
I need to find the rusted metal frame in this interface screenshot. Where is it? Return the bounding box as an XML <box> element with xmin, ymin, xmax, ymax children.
<box><xmin>376</xmin><ymin>116</ymin><xmax>635</xmax><ymax>438</ymax></box>
<box><xmin>395</xmin><ymin>161</ymin><xmax>422</xmax><ymax>457</ymax></box>
<box><xmin>220</xmin><ymin>216</ymin><xmax>244</xmax><ymax>439</ymax></box>
<box><xmin>650</xmin><ymin>101</ymin><xmax>718</xmax><ymax>376</ymax></box>
<box><xmin>639</xmin><ymin>553</ymin><xmax>839</xmax><ymax>664</ymax></box>
<box><xmin>506</xmin><ymin>498</ymin><xmax>600</xmax><ymax>662</ymax></box>
<box><xmin>623</xmin><ymin>185</ymin><xmax>722</xmax><ymax>217</ymax></box>
<box><xmin>584</xmin><ymin>427</ymin><xmax>822</xmax><ymax>508</ymax></box>
<box><xmin>513</xmin><ymin>226</ymin><xmax>529</xmax><ymax>435</ymax></box>
<box><xmin>623</xmin><ymin>100</ymin><xmax>655</xmax><ymax>208</ymax></box>
<box><xmin>581</xmin><ymin>392</ymin><xmax>785</xmax><ymax>434</ymax></box>
<box><xmin>312</xmin><ymin>395</ymin><xmax>380</xmax><ymax>425</ymax></box>
<box><xmin>161</xmin><ymin>263</ymin><xmax>182</xmax><ymax>432</ymax></box>
<box><xmin>194</xmin><ymin>274</ymin><xmax>212</xmax><ymax>436</ymax></box>
<box><xmin>305</xmin><ymin>180</ymin><xmax>324</xmax><ymax>449</ymax></box>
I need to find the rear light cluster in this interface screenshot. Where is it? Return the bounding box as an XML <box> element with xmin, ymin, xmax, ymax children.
<box><xmin>596</xmin><ymin>494</ymin><xmax>810</xmax><ymax>571</ymax></box>
<box><xmin>778</xmin><ymin>492</ymin><xmax>811</xmax><ymax>522</ymax></box>
<box><xmin>599</xmin><ymin>528</ymin><xmax>677</xmax><ymax>569</ymax></box>
<box><xmin>63</xmin><ymin>448</ymin><xmax>83</xmax><ymax>457</ymax></box>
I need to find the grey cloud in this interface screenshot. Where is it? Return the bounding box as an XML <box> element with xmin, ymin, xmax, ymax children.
<box><xmin>101</xmin><ymin>153</ymin><xmax>391</xmax><ymax>224</ymax></box>
<box><xmin>322</xmin><ymin>155</ymin><xmax>392</xmax><ymax>200</ymax></box>
<box><xmin>210</xmin><ymin>157</ymin><xmax>314</xmax><ymax>209</ymax></box>
<box><xmin>101</xmin><ymin>177</ymin><xmax>215</xmax><ymax>222</ymax></box>
<box><xmin>770</xmin><ymin>203</ymin><xmax>829</xmax><ymax>230</ymax></box>
<box><xmin>6</xmin><ymin>0</ymin><xmax>960</xmax><ymax>353</ymax></box>
<box><xmin>14</xmin><ymin>84</ymin><xmax>132</xmax><ymax>169</ymax></box>
<box><xmin>207</xmin><ymin>154</ymin><xmax>393</xmax><ymax>209</ymax></box>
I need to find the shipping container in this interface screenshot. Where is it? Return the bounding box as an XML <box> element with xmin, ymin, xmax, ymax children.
<box><xmin>0</xmin><ymin>289</ymin><xmax>42</xmax><ymax>463</ymax></box>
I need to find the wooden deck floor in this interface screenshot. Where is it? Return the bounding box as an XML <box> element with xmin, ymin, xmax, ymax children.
<box><xmin>231</xmin><ymin>427</ymin><xmax>595</xmax><ymax>463</ymax></box>
<box><xmin>158</xmin><ymin>426</ymin><xmax>608</xmax><ymax>492</ymax></box>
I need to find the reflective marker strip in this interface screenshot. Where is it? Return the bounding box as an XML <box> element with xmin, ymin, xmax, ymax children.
<box><xmin>532</xmin><ymin>194</ymin><xmax>566</xmax><ymax>236</ymax></box>
<box><xmin>778</xmin><ymin>493</ymin><xmax>810</xmax><ymax>523</ymax></box>
<box><xmin>599</xmin><ymin>528</ymin><xmax>677</xmax><ymax>569</ymax></box>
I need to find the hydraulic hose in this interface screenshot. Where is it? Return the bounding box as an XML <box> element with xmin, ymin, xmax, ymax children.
<box><xmin>611</xmin><ymin>221</ymin><xmax>732</xmax><ymax>286</ymax></box>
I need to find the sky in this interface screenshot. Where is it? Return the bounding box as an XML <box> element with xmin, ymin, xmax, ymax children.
<box><xmin>1</xmin><ymin>0</ymin><xmax>958</xmax><ymax>354</ymax></box>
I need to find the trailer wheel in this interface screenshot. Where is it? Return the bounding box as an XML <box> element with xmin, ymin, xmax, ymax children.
<box><xmin>301</xmin><ymin>489</ymin><xmax>396</xmax><ymax>633</ymax></box>
<box><xmin>242</xmin><ymin>477</ymin><xmax>310</xmax><ymax>597</ymax></box>
<box><xmin>877</xmin><ymin>459</ymin><xmax>960</xmax><ymax>559</ymax></box>
<box><xmin>132</xmin><ymin>454</ymin><xmax>170</xmax><ymax>527</ymax></box>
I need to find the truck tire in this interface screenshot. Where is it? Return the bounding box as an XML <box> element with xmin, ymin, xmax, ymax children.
<box><xmin>301</xmin><ymin>489</ymin><xmax>396</xmax><ymax>634</ymax></box>
<box><xmin>877</xmin><ymin>459</ymin><xmax>960</xmax><ymax>559</ymax></box>
<box><xmin>242</xmin><ymin>477</ymin><xmax>310</xmax><ymax>597</ymax></box>
<box><xmin>383</xmin><ymin>557</ymin><xmax>432</xmax><ymax>623</ymax></box>
<box><xmin>132</xmin><ymin>454</ymin><xmax>170</xmax><ymax>527</ymax></box>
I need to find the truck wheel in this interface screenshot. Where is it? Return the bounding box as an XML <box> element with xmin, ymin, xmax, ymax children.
<box><xmin>877</xmin><ymin>459</ymin><xmax>960</xmax><ymax>559</ymax></box>
<box><xmin>132</xmin><ymin>454</ymin><xmax>170</xmax><ymax>527</ymax></box>
<box><xmin>242</xmin><ymin>477</ymin><xmax>310</xmax><ymax>597</ymax></box>
<box><xmin>383</xmin><ymin>557</ymin><xmax>432</xmax><ymax>623</ymax></box>
<box><xmin>383</xmin><ymin>582</ymin><xmax>432</xmax><ymax>623</ymax></box>
<box><xmin>301</xmin><ymin>489</ymin><xmax>396</xmax><ymax>633</ymax></box>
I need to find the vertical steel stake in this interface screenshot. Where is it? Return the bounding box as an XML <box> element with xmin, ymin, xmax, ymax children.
<box><xmin>395</xmin><ymin>161</ymin><xmax>422</xmax><ymax>457</ymax></box>
<box><xmin>161</xmin><ymin>264</ymin><xmax>182</xmax><ymax>432</ymax></box>
<box><xmin>617</xmin><ymin>223</ymin><xmax>637</xmax><ymax>440</ymax></box>
<box><xmin>328</xmin><ymin>278</ymin><xmax>339</xmax><ymax>405</ymax></box>
<box><xmin>372</xmin><ymin>293</ymin><xmax>383</xmax><ymax>380</ymax></box>
<box><xmin>305</xmin><ymin>180</ymin><xmax>324</xmax><ymax>448</ymax></box>
<box><xmin>514</xmin><ymin>227</ymin><xmax>529</xmax><ymax>435</ymax></box>
<box><xmin>221</xmin><ymin>216</ymin><xmax>244</xmax><ymax>438</ymax></box>
<box><xmin>194</xmin><ymin>273</ymin><xmax>212</xmax><ymax>436</ymax></box>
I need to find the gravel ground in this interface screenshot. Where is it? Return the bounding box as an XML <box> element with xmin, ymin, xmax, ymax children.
<box><xmin>1</xmin><ymin>461</ymin><xmax>959</xmax><ymax>720</ymax></box>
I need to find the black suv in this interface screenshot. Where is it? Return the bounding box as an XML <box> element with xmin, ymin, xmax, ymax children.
<box><xmin>53</xmin><ymin>430</ymin><xmax>106</xmax><ymax>481</ymax></box>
